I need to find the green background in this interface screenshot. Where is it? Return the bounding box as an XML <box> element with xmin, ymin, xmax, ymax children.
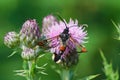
<box><xmin>0</xmin><ymin>0</ymin><xmax>120</xmax><ymax>80</ymax></box>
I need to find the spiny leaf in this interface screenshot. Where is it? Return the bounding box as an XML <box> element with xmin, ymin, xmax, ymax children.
<box><xmin>38</xmin><ymin>71</ymin><xmax>48</xmax><ymax>75</ymax></box>
<box><xmin>111</xmin><ymin>20</ymin><xmax>120</xmax><ymax>40</ymax></box>
<box><xmin>111</xmin><ymin>20</ymin><xmax>120</xmax><ymax>32</ymax></box>
<box><xmin>37</xmin><ymin>54</ymin><xmax>45</xmax><ymax>60</ymax></box>
<box><xmin>36</xmin><ymin>66</ymin><xmax>45</xmax><ymax>70</ymax></box>
<box><xmin>8</xmin><ymin>51</ymin><xmax>17</xmax><ymax>57</ymax></box>
<box><xmin>78</xmin><ymin>74</ymin><xmax>100</xmax><ymax>80</ymax></box>
<box><xmin>14</xmin><ymin>70</ymin><xmax>26</xmax><ymax>72</ymax></box>
<box><xmin>36</xmin><ymin>63</ymin><xmax>48</xmax><ymax>70</ymax></box>
<box><xmin>14</xmin><ymin>70</ymin><xmax>28</xmax><ymax>77</ymax></box>
<box><xmin>100</xmin><ymin>50</ymin><xmax>119</xmax><ymax>80</ymax></box>
<box><xmin>15</xmin><ymin>73</ymin><xmax>26</xmax><ymax>77</ymax></box>
<box><xmin>42</xmin><ymin>63</ymin><xmax>48</xmax><ymax>67</ymax></box>
<box><xmin>36</xmin><ymin>63</ymin><xmax>48</xmax><ymax>76</ymax></box>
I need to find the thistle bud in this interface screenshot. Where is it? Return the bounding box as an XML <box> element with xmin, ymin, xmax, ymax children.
<box><xmin>20</xmin><ymin>19</ymin><xmax>40</xmax><ymax>48</ymax></box>
<box><xmin>21</xmin><ymin>47</ymin><xmax>37</xmax><ymax>60</ymax></box>
<box><xmin>4</xmin><ymin>31</ymin><xmax>20</xmax><ymax>48</ymax></box>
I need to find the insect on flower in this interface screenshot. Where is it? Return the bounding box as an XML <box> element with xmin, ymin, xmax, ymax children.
<box><xmin>38</xmin><ymin>15</ymin><xmax>87</xmax><ymax>63</ymax></box>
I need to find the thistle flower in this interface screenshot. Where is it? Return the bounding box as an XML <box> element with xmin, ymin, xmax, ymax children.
<box><xmin>42</xmin><ymin>18</ymin><xmax>88</xmax><ymax>67</ymax></box>
<box><xmin>20</xmin><ymin>19</ymin><xmax>41</xmax><ymax>48</ymax></box>
<box><xmin>42</xmin><ymin>15</ymin><xmax>57</xmax><ymax>36</ymax></box>
<box><xmin>4</xmin><ymin>31</ymin><xmax>19</xmax><ymax>48</ymax></box>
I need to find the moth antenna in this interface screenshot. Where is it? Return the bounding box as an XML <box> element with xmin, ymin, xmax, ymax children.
<box><xmin>55</xmin><ymin>13</ymin><xmax>68</xmax><ymax>28</ymax></box>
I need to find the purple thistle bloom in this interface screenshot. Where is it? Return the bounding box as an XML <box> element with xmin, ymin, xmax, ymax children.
<box><xmin>42</xmin><ymin>18</ymin><xmax>88</xmax><ymax>67</ymax></box>
<box><xmin>20</xmin><ymin>19</ymin><xmax>41</xmax><ymax>48</ymax></box>
<box><xmin>4</xmin><ymin>31</ymin><xmax>19</xmax><ymax>48</ymax></box>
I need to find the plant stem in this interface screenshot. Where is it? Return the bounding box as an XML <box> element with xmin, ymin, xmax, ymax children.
<box><xmin>23</xmin><ymin>60</ymin><xmax>30</xmax><ymax>80</ymax></box>
<box><xmin>28</xmin><ymin>60</ymin><xmax>36</xmax><ymax>80</ymax></box>
<box><xmin>23</xmin><ymin>60</ymin><xmax>36</xmax><ymax>80</ymax></box>
<box><xmin>61</xmin><ymin>69</ymin><xmax>73</xmax><ymax>80</ymax></box>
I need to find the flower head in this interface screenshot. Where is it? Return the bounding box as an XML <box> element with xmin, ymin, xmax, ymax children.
<box><xmin>20</xmin><ymin>19</ymin><xmax>41</xmax><ymax>48</ymax></box>
<box><xmin>4</xmin><ymin>31</ymin><xmax>20</xmax><ymax>48</ymax></box>
<box><xmin>42</xmin><ymin>18</ymin><xmax>88</xmax><ymax>67</ymax></box>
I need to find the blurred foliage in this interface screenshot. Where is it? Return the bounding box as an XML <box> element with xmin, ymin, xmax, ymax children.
<box><xmin>0</xmin><ymin>0</ymin><xmax>120</xmax><ymax>80</ymax></box>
